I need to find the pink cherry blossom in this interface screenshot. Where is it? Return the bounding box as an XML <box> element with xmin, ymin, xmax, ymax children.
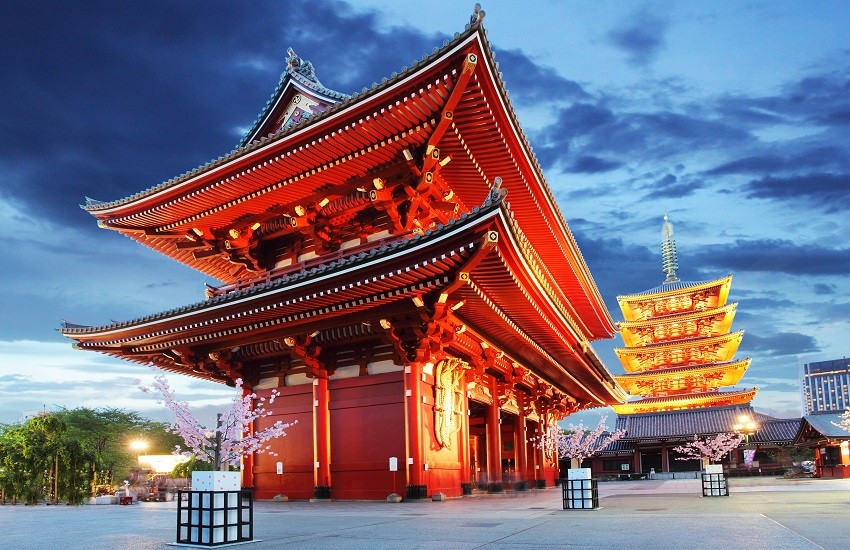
<box><xmin>138</xmin><ymin>373</ymin><xmax>295</xmax><ymax>470</ymax></box>
<box><xmin>535</xmin><ymin>416</ymin><xmax>625</xmax><ymax>464</ymax></box>
<box><xmin>672</xmin><ymin>432</ymin><xmax>744</xmax><ymax>463</ymax></box>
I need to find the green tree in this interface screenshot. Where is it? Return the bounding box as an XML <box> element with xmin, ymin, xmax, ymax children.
<box><xmin>0</xmin><ymin>408</ymin><xmax>183</xmax><ymax>504</ymax></box>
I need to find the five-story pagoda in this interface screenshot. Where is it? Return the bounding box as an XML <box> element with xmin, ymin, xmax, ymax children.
<box><xmin>612</xmin><ymin>216</ymin><xmax>757</xmax><ymax>415</ymax></box>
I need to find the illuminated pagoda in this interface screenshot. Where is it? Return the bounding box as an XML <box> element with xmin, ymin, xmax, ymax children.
<box><xmin>61</xmin><ymin>6</ymin><xmax>626</xmax><ymax>501</ymax></box>
<box><xmin>578</xmin><ymin>217</ymin><xmax>782</xmax><ymax>478</ymax></box>
<box><xmin>611</xmin><ymin>216</ymin><xmax>757</xmax><ymax>415</ymax></box>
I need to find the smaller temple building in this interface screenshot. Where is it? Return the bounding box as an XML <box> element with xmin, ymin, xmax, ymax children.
<box><xmin>794</xmin><ymin>413</ymin><xmax>850</xmax><ymax>478</ymax></box>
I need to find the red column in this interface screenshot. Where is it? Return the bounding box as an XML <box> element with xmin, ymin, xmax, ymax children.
<box><xmin>516</xmin><ymin>393</ymin><xmax>528</xmax><ymax>482</ymax></box>
<box><xmin>661</xmin><ymin>442</ymin><xmax>669</xmax><ymax>472</ymax></box>
<box><xmin>459</xmin><ymin>374</ymin><xmax>471</xmax><ymax>484</ymax></box>
<box><xmin>314</xmin><ymin>376</ymin><xmax>331</xmax><ymax>489</ymax></box>
<box><xmin>487</xmin><ymin>376</ymin><xmax>502</xmax><ymax>486</ymax></box>
<box><xmin>536</xmin><ymin>421</ymin><xmax>546</xmax><ymax>484</ymax></box>
<box><xmin>241</xmin><ymin>387</ymin><xmax>254</xmax><ymax>488</ymax></box>
<box><xmin>406</xmin><ymin>362</ymin><xmax>424</xmax><ymax>487</ymax></box>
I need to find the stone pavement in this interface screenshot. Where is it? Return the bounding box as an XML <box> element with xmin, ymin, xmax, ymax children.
<box><xmin>2</xmin><ymin>477</ymin><xmax>849</xmax><ymax>549</ymax></box>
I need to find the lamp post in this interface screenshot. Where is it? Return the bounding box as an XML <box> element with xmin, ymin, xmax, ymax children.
<box><xmin>129</xmin><ymin>439</ymin><xmax>149</xmax><ymax>466</ymax></box>
<box><xmin>733</xmin><ymin>414</ymin><xmax>758</xmax><ymax>469</ymax></box>
<box><xmin>733</xmin><ymin>415</ymin><xmax>758</xmax><ymax>445</ymax></box>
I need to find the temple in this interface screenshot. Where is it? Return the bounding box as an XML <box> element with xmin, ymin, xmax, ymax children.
<box><xmin>61</xmin><ymin>6</ymin><xmax>626</xmax><ymax>500</ymax></box>
<box><xmin>582</xmin><ymin>216</ymin><xmax>771</xmax><ymax>477</ymax></box>
<box><xmin>611</xmin><ymin>216</ymin><xmax>757</xmax><ymax>415</ymax></box>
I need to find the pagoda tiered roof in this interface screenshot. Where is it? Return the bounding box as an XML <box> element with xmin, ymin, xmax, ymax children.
<box><xmin>617</xmin><ymin>276</ymin><xmax>732</xmax><ymax>322</ymax></box>
<box><xmin>615</xmin><ymin>330</ymin><xmax>745</xmax><ymax>372</ymax></box>
<box><xmin>615</xmin><ymin>358</ymin><xmax>751</xmax><ymax>396</ymax></box>
<box><xmin>618</xmin><ymin>303</ymin><xmax>737</xmax><ymax>347</ymax></box>
<box><xmin>611</xmin><ymin>388</ymin><xmax>758</xmax><ymax>415</ymax></box>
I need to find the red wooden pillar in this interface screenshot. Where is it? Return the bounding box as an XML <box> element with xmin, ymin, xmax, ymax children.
<box><xmin>241</xmin><ymin>387</ymin><xmax>254</xmax><ymax>488</ymax></box>
<box><xmin>633</xmin><ymin>449</ymin><xmax>641</xmax><ymax>474</ymax></box>
<box><xmin>486</xmin><ymin>376</ymin><xmax>502</xmax><ymax>486</ymax></box>
<box><xmin>459</xmin><ymin>374</ymin><xmax>471</xmax><ymax>484</ymax></box>
<box><xmin>516</xmin><ymin>392</ymin><xmax>528</xmax><ymax>482</ymax></box>
<box><xmin>536</xmin><ymin>421</ymin><xmax>546</xmax><ymax>484</ymax></box>
<box><xmin>406</xmin><ymin>362</ymin><xmax>424</xmax><ymax>488</ymax></box>
<box><xmin>661</xmin><ymin>442</ymin><xmax>669</xmax><ymax>472</ymax></box>
<box><xmin>314</xmin><ymin>376</ymin><xmax>331</xmax><ymax>489</ymax></box>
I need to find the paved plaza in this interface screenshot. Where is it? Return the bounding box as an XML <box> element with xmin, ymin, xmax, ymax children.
<box><xmin>2</xmin><ymin>477</ymin><xmax>849</xmax><ymax>549</ymax></box>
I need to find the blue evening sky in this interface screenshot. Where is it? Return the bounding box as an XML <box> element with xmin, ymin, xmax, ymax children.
<box><xmin>1</xmin><ymin>1</ymin><xmax>848</xmax><ymax>427</ymax></box>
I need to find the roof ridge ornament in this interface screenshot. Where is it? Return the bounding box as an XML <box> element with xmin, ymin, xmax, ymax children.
<box><xmin>286</xmin><ymin>47</ymin><xmax>320</xmax><ymax>84</ymax></box>
<box><xmin>661</xmin><ymin>214</ymin><xmax>680</xmax><ymax>284</ymax></box>
<box><xmin>470</xmin><ymin>3</ymin><xmax>485</xmax><ymax>27</ymax></box>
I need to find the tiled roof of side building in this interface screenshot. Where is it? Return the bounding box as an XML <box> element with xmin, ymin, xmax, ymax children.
<box><xmin>801</xmin><ymin>412</ymin><xmax>850</xmax><ymax>439</ymax></box>
<box><xmin>598</xmin><ymin>439</ymin><xmax>635</xmax><ymax>454</ymax></box>
<box><xmin>619</xmin><ymin>405</ymin><xmax>758</xmax><ymax>440</ymax></box>
<box><xmin>750</xmin><ymin>418</ymin><xmax>802</xmax><ymax>444</ymax></box>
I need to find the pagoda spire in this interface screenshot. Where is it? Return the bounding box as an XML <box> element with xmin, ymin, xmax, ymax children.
<box><xmin>661</xmin><ymin>214</ymin><xmax>680</xmax><ymax>284</ymax></box>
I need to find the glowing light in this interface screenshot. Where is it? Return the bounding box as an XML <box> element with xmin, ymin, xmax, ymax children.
<box><xmin>129</xmin><ymin>439</ymin><xmax>149</xmax><ymax>452</ymax></box>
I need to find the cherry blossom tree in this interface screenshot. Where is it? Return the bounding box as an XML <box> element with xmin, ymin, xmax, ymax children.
<box><xmin>831</xmin><ymin>410</ymin><xmax>850</xmax><ymax>433</ymax></box>
<box><xmin>672</xmin><ymin>432</ymin><xmax>744</xmax><ymax>464</ymax></box>
<box><xmin>537</xmin><ymin>416</ymin><xmax>626</xmax><ymax>466</ymax></box>
<box><xmin>138</xmin><ymin>374</ymin><xmax>295</xmax><ymax>471</ymax></box>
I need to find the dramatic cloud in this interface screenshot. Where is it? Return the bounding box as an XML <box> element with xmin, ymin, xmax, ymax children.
<box><xmin>0</xmin><ymin>1</ymin><xmax>442</xmax><ymax>231</ymax></box>
<box><xmin>743</xmin><ymin>173</ymin><xmax>850</xmax><ymax>213</ymax></box>
<box><xmin>705</xmin><ymin>147</ymin><xmax>847</xmax><ymax>176</ymax></box>
<box><xmin>535</xmin><ymin>104</ymin><xmax>752</xmax><ymax>171</ymax></box>
<box><xmin>494</xmin><ymin>49</ymin><xmax>590</xmax><ymax>105</ymax></box>
<box><xmin>741</xmin><ymin>332</ymin><xmax>820</xmax><ymax>357</ymax></box>
<box><xmin>692</xmin><ymin>239</ymin><xmax>850</xmax><ymax>276</ymax></box>
<box><xmin>641</xmin><ymin>173</ymin><xmax>704</xmax><ymax>199</ymax></box>
<box><xmin>606</xmin><ymin>11</ymin><xmax>669</xmax><ymax>66</ymax></box>
<box><xmin>813</xmin><ymin>283</ymin><xmax>836</xmax><ymax>295</ymax></box>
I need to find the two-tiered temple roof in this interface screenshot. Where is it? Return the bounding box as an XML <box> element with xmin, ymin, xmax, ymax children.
<box><xmin>62</xmin><ymin>9</ymin><xmax>627</xmax><ymax>412</ymax></box>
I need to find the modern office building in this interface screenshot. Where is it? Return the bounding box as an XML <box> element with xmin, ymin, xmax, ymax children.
<box><xmin>801</xmin><ymin>358</ymin><xmax>850</xmax><ymax>414</ymax></box>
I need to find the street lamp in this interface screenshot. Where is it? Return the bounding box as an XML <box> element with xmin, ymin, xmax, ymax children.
<box><xmin>129</xmin><ymin>439</ymin><xmax>149</xmax><ymax>465</ymax></box>
<box><xmin>733</xmin><ymin>415</ymin><xmax>758</xmax><ymax>445</ymax></box>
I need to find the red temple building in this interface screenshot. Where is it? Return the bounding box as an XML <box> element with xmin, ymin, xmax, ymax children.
<box><xmin>61</xmin><ymin>7</ymin><xmax>627</xmax><ymax>500</ymax></box>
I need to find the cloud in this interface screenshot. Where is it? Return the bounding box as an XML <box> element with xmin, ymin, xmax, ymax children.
<box><xmin>641</xmin><ymin>173</ymin><xmax>704</xmax><ymax>199</ymax></box>
<box><xmin>0</xmin><ymin>1</ymin><xmax>442</xmax><ymax>231</ymax></box>
<box><xmin>535</xmin><ymin>103</ymin><xmax>752</xmax><ymax>171</ymax></box>
<box><xmin>494</xmin><ymin>49</ymin><xmax>590</xmax><ymax>105</ymax></box>
<box><xmin>741</xmin><ymin>332</ymin><xmax>820</xmax><ymax>357</ymax></box>
<box><xmin>705</xmin><ymin>147</ymin><xmax>846</xmax><ymax>176</ymax></box>
<box><xmin>692</xmin><ymin>239</ymin><xmax>850</xmax><ymax>276</ymax></box>
<box><xmin>566</xmin><ymin>155</ymin><xmax>623</xmax><ymax>173</ymax></box>
<box><xmin>0</xmin><ymin>340</ymin><xmax>232</xmax><ymax>425</ymax></box>
<box><xmin>606</xmin><ymin>11</ymin><xmax>669</xmax><ymax>66</ymax></box>
<box><xmin>813</xmin><ymin>283</ymin><xmax>836</xmax><ymax>295</ymax></box>
<box><xmin>743</xmin><ymin>173</ymin><xmax>850</xmax><ymax>213</ymax></box>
